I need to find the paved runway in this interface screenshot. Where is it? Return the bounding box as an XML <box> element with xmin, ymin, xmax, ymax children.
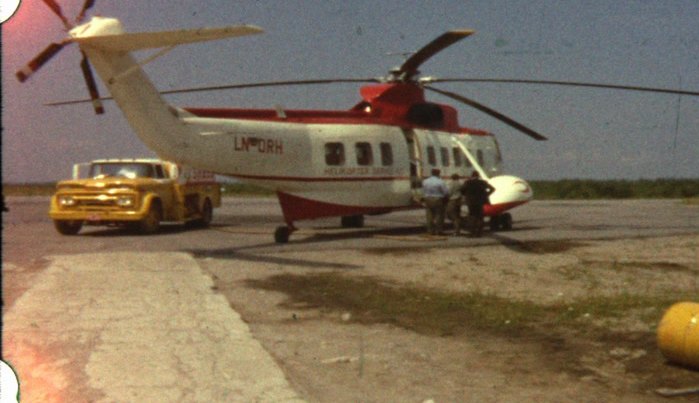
<box><xmin>3</xmin><ymin>251</ymin><xmax>304</xmax><ymax>402</ymax></box>
<box><xmin>2</xmin><ymin>197</ymin><xmax>697</xmax><ymax>401</ymax></box>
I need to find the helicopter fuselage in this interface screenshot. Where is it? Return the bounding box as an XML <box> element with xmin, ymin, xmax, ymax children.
<box><xmin>63</xmin><ymin>16</ymin><xmax>534</xmax><ymax>237</ymax></box>
<box><xmin>176</xmin><ymin>97</ymin><xmax>531</xmax><ymax>226</ymax></box>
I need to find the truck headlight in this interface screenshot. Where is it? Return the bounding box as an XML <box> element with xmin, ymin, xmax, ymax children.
<box><xmin>58</xmin><ymin>195</ymin><xmax>76</xmax><ymax>207</ymax></box>
<box><xmin>116</xmin><ymin>196</ymin><xmax>135</xmax><ymax>207</ymax></box>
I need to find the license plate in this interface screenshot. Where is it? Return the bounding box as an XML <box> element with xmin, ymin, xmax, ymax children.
<box><xmin>87</xmin><ymin>214</ymin><xmax>102</xmax><ymax>222</ymax></box>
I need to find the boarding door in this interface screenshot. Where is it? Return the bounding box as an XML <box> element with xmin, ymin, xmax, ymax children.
<box><xmin>452</xmin><ymin>136</ymin><xmax>489</xmax><ymax>180</ymax></box>
<box><xmin>402</xmin><ymin>128</ymin><xmax>423</xmax><ymax>189</ymax></box>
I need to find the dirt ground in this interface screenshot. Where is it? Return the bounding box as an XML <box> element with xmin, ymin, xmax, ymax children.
<box><xmin>202</xmin><ymin>233</ymin><xmax>699</xmax><ymax>403</ymax></box>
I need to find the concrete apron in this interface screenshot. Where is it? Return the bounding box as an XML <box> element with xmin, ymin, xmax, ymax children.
<box><xmin>3</xmin><ymin>252</ymin><xmax>304</xmax><ymax>402</ymax></box>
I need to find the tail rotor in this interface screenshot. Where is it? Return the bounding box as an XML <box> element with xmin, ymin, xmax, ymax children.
<box><xmin>42</xmin><ymin>0</ymin><xmax>71</xmax><ymax>29</ymax></box>
<box><xmin>75</xmin><ymin>0</ymin><xmax>96</xmax><ymax>25</ymax></box>
<box><xmin>15</xmin><ymin>41</ymin><xmax>68</xmax><ymax>83</ymax></box>
<box><xmin>16</xmin><ymin>0</ymin><xmax>104</xmax><ymax>114</ymax></box>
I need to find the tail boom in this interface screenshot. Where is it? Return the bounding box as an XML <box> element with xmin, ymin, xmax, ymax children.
<box><xmin>67</xmin><ymin>17</ymin><xmax>262</xmax><ymax>165</ymax></box>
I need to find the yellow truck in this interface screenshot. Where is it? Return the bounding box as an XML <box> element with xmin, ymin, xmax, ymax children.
<box><xmin>49</xmin><ymin>158</ymin><xmax>221</xmax><ymax>235</ymax></box>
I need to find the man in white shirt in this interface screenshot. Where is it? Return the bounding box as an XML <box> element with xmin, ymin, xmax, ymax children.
<box><xmin>421</xmin><ymin>168</ymin><xmax>449</xmax><ymax>235</ymax></box>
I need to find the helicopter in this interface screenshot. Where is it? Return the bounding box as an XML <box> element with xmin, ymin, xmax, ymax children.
<box><xmin>17</xmin><ymin>0</ymin><xmax>699</xmax><ymax>243</ymax></box>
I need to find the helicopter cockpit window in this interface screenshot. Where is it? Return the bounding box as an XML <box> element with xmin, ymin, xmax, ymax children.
<box><xmin>494</xmin><ymin>139</ymin><xmax>504</xmax><ymax>164</ymax></box>
<box><xmin>355</xmin><ymin>142</ymin><xmax>373</xmax><ymax>166</ymax></box>
<box><xmin>407</xmin><ymin>103</ymin><xmax>444</xmax><ymax>128</ymax></box>
<box><xmin>325</xmin><ymin>142</ymin><xmax>345</xmax><ymax>166</ymax></box>
<box><xmin>380</xmin><ymin>142</ymin><xmax>393</xmax><ymax>166</ymax></box>
<box><xmin>426</xmin><ymin>146</ymin><xmax>436</xmax><ymax>166</ymax></box>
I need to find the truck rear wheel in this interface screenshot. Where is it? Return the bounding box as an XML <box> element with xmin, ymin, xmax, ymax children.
<box><xmin>139</xmin><ymin>203</ymin><xmax>162</xmax><ymax>234</ymax></box>
<box><xmin>54</xmin><ymin>220</ymin><xmax>82</xmax><ymax>235</ymax></box>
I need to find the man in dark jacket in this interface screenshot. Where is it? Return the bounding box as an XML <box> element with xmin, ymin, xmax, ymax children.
<box><xmin>460</xmin><ymin>172</ymin><xmax>495</xmax><ymax>237</ymax></box>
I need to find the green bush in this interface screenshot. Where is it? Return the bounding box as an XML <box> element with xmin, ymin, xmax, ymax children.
<box><xmin>530</xmin><ymin>179</ymin><xmax>699</xmax><ymax>200</ymax></box>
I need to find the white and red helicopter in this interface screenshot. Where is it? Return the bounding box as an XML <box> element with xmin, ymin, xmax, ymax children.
<box><xmin>17</xmin><ymin>1</ymin><xmax>699</xmax><ymax>242</ymax></box>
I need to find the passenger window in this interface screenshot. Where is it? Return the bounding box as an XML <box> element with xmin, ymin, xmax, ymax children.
<box><xmin>440</xmin><ymin>147</ymin><xmax>449</xmax><ymax>167</ymax></box>
<box><xmin>427</xmin><ymin>146</ymin><xmax>436</xmax><ymax>166</ymax></box>
<box><xmin>452</xmin><ymin>148</ymin><xmax>462</xmax><ymax>167</ymax></box>
<box><xmin>355</xmin><ymin>142</ymin><xmax>373</xmax><ymax>166</ymax></box>
<box><xmin>325</xmin><ymin>142</ymin><xmax>345</xmax><ymax>165</ymax></box>
<box><xmin>380</xmin><ymin>142</ymin><xmax>393</xmax><ymax>166</ymax></box>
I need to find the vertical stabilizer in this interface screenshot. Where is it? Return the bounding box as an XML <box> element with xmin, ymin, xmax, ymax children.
<box><xmin>68</xmin><ymin>17</ymin><xmax>263</xmax><ymax>164</ymax></box>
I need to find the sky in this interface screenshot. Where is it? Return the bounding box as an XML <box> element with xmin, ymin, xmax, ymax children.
<box><xmin>2</xmin><ymin>0</ymin><xmax>698</xmax><ymax>183</ymax></box>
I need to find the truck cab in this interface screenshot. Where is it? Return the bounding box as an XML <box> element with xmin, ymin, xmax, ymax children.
<box><xmin>49</xmin><ymin>158</ymin><xmax>221</xmax><ymax>235</ymax></box>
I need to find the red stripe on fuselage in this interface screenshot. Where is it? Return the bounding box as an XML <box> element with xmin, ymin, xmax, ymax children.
<box><xmin>277</xmin><ymin>191</ymin><xmax>399</xmax><ymax>224</ymax></box>
<box><xmin>276</xmin><ymin>191</ymin><xmax>527</xmax><ymax>225</ymax></box>
<box><xmin>484</xmin><ymin>201</ymin><xmax>528</xmax><ymax>216</ymax></box>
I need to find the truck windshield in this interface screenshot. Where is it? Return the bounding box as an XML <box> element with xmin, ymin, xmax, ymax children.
<box><xmin>89</xmin><ymin>163</ymin><xmax>155</xmax><ymax>179</ymax></box>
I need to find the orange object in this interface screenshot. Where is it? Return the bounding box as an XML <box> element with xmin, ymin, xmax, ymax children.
<box><xmin>657</xmin><ymin>302</ymin><xmax>699</xmax><ymax>368</ymax></box>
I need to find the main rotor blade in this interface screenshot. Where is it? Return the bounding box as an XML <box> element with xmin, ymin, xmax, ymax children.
<box><xmin>76</xmin><ymin>0</ymin><xmax>96</xmax><ymax>24</ymax></box>
<box><xmin>79</xmin><ymin>53</ymin><xmax>104</xmax><ymax>114</ymax></box>
<box><xmin>424</xmin><ymin>85</ymin><xmax>548</xmax><ymax>141</ymax></box>
<box><xmin>159</xmin><ymin>78</ymin><xmax>381</xmax><ymax>95</ymax></box>
<box><xmin>43</xmin><ymin>0</ymin><xmax>72</xmax><ymax>29</ymax></box>
<box><xmin>45</xmin><ymin>78</ymin><xmax>381</xmax><ymax>107</ymax></box>
<box><xmin>399</xmin><ymin>30</ymin><xmax>474</xmax><ymax>78</ymax></box>
<box><xmin>432</xmin><ymin>78</ymin><xmax>699</xmax><ymax>97</ymax></box>
<box><xmin>16</xmin><ymin>42</ymin><xmax>67</xmax><ymax>82</ymax></box>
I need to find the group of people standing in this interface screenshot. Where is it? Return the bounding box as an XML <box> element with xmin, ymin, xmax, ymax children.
<box><xmin>421</xmin><ymin>168</ymin><xmax>495</xmax><ymax>237</ymax></box>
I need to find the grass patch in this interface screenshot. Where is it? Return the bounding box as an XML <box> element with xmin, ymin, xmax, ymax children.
<box><xmin>3</xmin><ymin>183</ymin><xmax>56</xmax><ymax>196</ymax></box>
<box><xmin>247</xmin><ymin>273</ymin><xmax>543</xmax><ymax>336</ymax></box>
<box><xmin>244</xmin><ymin>272</ymin><xmax>699</xmax><ymax>389</ymax></box>
<box><xmin>247</xmin><ymin>272</ymin><xmax>696</xmax><ymax>337</ymax></box>
<box><xmin>505</xmin><ymin>239</ymin><xmax>587</xmax><ymax>254</ymax></box>
<box><xmin>220</xmin><ymin>183</ymin><xmax>275</xmax><ymax>197</ymax></box>
<box><xmin>530</xmin><ymin>179</ymin><xmax>699</xmax><ymax>200</ymax></box>
<box><xmin>552</xmin><ymin>293</ymin><xmax>686</xmax><ymax>325</ymax></box>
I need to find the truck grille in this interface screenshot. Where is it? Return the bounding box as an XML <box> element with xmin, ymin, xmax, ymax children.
<box><xmin>57</xmin><ymin>192</ymin><xmax>138</xmax><ymax>211</ymax></box>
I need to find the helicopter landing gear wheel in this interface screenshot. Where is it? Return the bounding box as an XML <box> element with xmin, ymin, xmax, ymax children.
<box><xmin>501</xmin><ymin>213</ymin><xmax>513</xmax><ymax>230</ymax></box>
<box><xmin>274</xmin><ymin>224</ymin><xmax>297</xmax><ymax>244</ymax></box>
<box><xmin>274</xmin><ymin>226</ymin><xmax>289</xmax><ymax>243</ymax></box>
<box><xmin>341</xmin><ymin>215</ymin><xmax>364</xmax><ymax>228</ymax></box>
<box><xmin>489</xmin><ymin>213</ymin><xmax>513</xmax><ymax>232</ymax></box>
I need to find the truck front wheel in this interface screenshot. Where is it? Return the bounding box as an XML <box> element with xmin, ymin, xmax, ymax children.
<box><xmin>54</xmin><ymin>220</ymin><xmax>83</xmax><ymax>235</ymax></box>
<box><xmin>139</xmin><ymin>203</ymin><xmax>162</xmax><ymax>234</ymax></box>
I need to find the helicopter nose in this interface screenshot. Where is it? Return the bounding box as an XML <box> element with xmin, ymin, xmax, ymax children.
<box><xmin>511</xmin><ymin>178</ymin><xmax>534</xmax><ymax>202</ymax></box>
<box><xmin>488</xmin><ymin>175</ymin><xmax>534</xmax><ymax>206</ymax></box>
